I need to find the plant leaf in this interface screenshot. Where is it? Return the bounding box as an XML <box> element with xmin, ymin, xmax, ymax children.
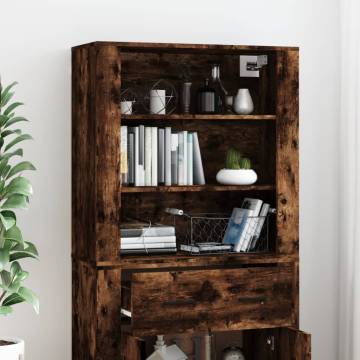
<box><xmin>23</xmin><ymin>242</ymin><xmax>38</xmax><ymax>256</ymax></box>
<box><xmin>0</xmin><ymin>211</ymin><xmax>16</xmax><ymax>231</ymax></box>
<box><xmin>4</xmin><ymin>117</ymin><xmax>28</xmax><ymax>129</ymax></box>
<box><xmin>4</xmin><ymin>102</ymin><xmax>23</xmax><ymax>116</ymax></box>
<box><xmin>0</xmin><ymin>305</ymin><xmax>12</xmax><ymax>315</ymax></box>
<box><xmin>2</xmin><ymin>293</ymin><xmax>24</xmax><ymax>307</ymax></box>
<box><xmin>0</xmin><ymin>92</ymin><xmax>14</xmax><ymax>109</ymax></box>
<box><xmin>6</xmin><ymin>161</ymin><xmax>36</xmax><ymax>179</ymax></box>
<box><xmin>2</xmin><ymin>194</ymin><xmax>28</xmax><ymax>210</ymax></box>
<box><xmin>0</xmin><ymin>82</ymin><xmax>17</xmax><ymax>102</ymax></box>
<box><xmin>18</xmin><ymin>287</ymin><xmax>39</xmax><ymax>314</ymax></box>
<box><xmin>0</xmin><ymin>249</ymin><xmax>10</xmax><ymax>271</ymax></box>
<box><xmin>0</xmin><ymin>270</ymin><xmax>11</xmax><ymax>287</ymax></box>
<box><xmin>4</xmin><ymin>134</ymin><xmax>32</xmax><ymax>152</ymax></box>
<box><xmin>3</xmin><ymin>177</ymin><xmax>33</xmax><ymax>197</ymax></box>
<box><xmin>1</xmin><ymin>129</ymin><xmax>21</xmax><ymax>138</ymax></box>
<box><xmin>9</xmin><ymin>252</ymin><xmax>37</xmax><ymax>262</ymax></box>
<box><xmin>1</xmin><ymin>149</ymin><xmax>23</xmax><ymax>161</ymax></box>
<box><xmin>0</xmin><ymin>115</ymin><xmax>9</xmax><ymax>126</ymax></box>
<box><xmin>4</xmin><ymin>225</ymin><xmax>23</xmax><ymax>244</ymax></box>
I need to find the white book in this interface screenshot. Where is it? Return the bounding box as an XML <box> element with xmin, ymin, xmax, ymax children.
<box><xmin>182</xmin><ymin>131</ymin><xmax>188</xmax><ymax>184</ymax></box>
<box><xmin>171</xmin><ymin>133</ymin><xmax>178</xmax><ymax>185</ymax></box>
<box><xmin>223</xmin><ymin>208</ymin><xmax>254</xmax><ymax>252</ymax></box>
<box><xmin>158</xmin><ymin>128</ymin><xmax>165</xmax><ymax>184</ymax></box>
<box><xmin>187</xmin><ymin>133</ymin><xmax>193</xmax><ymax>185</ymax></box>
<box><xmin>151</xmin><ymin>127</ymin><xmax>158</xmax><ymax>186</ymax></box>
<box><xmin>178</xmin><ymin>132</ymin><xmax>184</xmax><ymax>185</ymax></box>
<box><xmin>164</xmin><ymin>127</ymin><xmax>172</xmax><ymax>186</ymax></box>
<box><xmin>240</xmin><ymin>198</ymin><xmax>263</xmax><ymax>251</ymax></box>
<box><xmin>144</xmin><ymin>127</ymin><xmax>152</xmax><ymax>186</ymax></box>
<box><xmin>132</xmin><ymin>127</ymin><xmax>140</xmax><ymax>186</ymax></box>
<box><xmin>120</xmin><ymin>126</ymin><xmax>128</xmax><ymax>185</ymax></box>
<box><xmin>138</xmin><ymin>125</ymin><xmax>145</xmax><ymax>186</ymax></box>
<box><xmin>192</xmin><ymin>132</ymin><xmax>205</xmax><ymax>185</ymax></box>
<box><xmin>180</xmin><ymin>243</ymin><xmax>232</xmax><ymax>253</ymax></box>
<box><xmin>121</xmin><ymin>235</ymin><xmax>176</xmax><ymax>244</ymax></box>
<box><xmin>121</xmin><ymin>242</ymin><xmax>177</xmax><ymax>250</ymax></box>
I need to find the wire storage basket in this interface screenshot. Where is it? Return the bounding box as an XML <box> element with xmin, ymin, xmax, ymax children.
<box><xmin>165</xmin><ymin>208</ymin><xmax>272</xmax><ymax>255</ymax></box>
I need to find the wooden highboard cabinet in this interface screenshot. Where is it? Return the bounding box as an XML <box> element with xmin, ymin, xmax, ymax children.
<box><xmin>72</xmin><ymin>41</ymin><xmax>310</xmax><ymax>359</ymax></box>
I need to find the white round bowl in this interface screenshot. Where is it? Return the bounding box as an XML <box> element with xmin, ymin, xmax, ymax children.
<box><xmin>216</xmin><ymin>169</ymin><xmax>257</xmax><ymax>185</ymax></box>
<box><xmin>0</xmin><ymin>338</ymin><xmax>24</xmax><ymax>360</ymax></box>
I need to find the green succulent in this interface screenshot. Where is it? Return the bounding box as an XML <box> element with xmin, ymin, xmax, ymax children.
<box><xmin>225</xmin><ymin>148</ymin><xmax>252</xmax><ymax>170</ymax></box>
<box><xmin>225</xmin><ymin>148</ymin><xmax>241</xmax><ymax>169</ymax></box>
<box><xmin>0</xmin><ymin>80</ymin><xmax>38</xmax><ymax>316</ymax></box>
<box><xmin>240</xmin><ymin>157</ymin><xmax>252</xmax><ymax>170</ymax></box>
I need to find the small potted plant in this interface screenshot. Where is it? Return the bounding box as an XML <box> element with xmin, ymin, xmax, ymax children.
<box><xmin>0</xmin><ymin>80</ymin><xmax>38</xmax><ymax>359</ymax></box>
<box><xmin>216</xmin><ymin>148</ymin><xmax>257</xmax><ymax>185</ymax></box>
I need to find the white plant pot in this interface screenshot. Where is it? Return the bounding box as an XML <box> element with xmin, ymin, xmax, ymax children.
<box><xmin>216</xmin><ymin>169</ymin><xmax>257</xmax><ymax>185</ymax></box>
<box><xmin>0</xmin><ymin>338</ymin><xmax>24</xmax><ymax>360</ymax></box>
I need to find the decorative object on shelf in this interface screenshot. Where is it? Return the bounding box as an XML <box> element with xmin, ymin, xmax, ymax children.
<box><xmin>222</xmin><ymin>346</ymin><xmax>246</xmax><ymax>360</ymax></box>
<box><xmin>197</xmin><ymin>78</ymin><xmax>216</xmax><ymax>114</ymax></box>
<box><xmin>179</xmin><ymin>64</ymin><xmax>192</xmax><ymax>114</ymax></box>
<box><xmin>143</xmin><ymin>79</ymin><xmax>177</xmax><ymax>115</ymax></box>
<box><xmin>146</xmin><ymin>335</ymin><xmax>188</xmax><ymax>360</ymax></box>
<box><xmin>233</xmin><ymin>88</ymin><xmax>254</xmax><ymax>115</ymax></box>
<box><xmin>0</xmin><ymin>80</ymin><xmax>38</xmax><ymax>360</ymax></box>
<box><xmin>216</xmin><ymin>148</ymin><xmax>257</xmax><ymax>185</ymax></box>
<box><xmin>210</xmin><ymin>64</ymin><xmax>228</xmax><ymax>113</ymax></box>
<box><xmin>120</xmin><ymin>87</ymin><xmax>138</xmax><ymax>114</ymax></box>
<box><xmin>180</xmin><ymin>82</ymin><xmax>192</xmax><ymax>114</ymax></box>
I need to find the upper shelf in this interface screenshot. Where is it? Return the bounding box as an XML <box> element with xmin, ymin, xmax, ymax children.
<box><xmin>122</xmin><ymin>114</ymin><xmax>276</xmax><ymax>122</ymax></box>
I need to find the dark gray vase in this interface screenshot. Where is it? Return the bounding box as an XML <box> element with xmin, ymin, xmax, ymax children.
<box><xmin>181</xmin><ymin>82</ymin><xmax>192</xmax><ymax>113</ymax></box>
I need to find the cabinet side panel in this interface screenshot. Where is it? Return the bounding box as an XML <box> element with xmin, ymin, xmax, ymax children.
<box><xmin>96</xmin><ymin>268</ymin><xmax>122</xmax><ymax>358</ymax></box>
<box><xmin>73</xmin><ymin>261</ymin><xmax>97</xmax><ymax>359</ymax></box>
<box><xmin>72</xmin><ymin>46</ymin><xmax>96</xmax><ymax>260</ymax></box>
<box><xmin>276</xmin><ymin>50</ymin><xmax>299</xmax><ymax>256</ymax></box>
<box><xmin>93</xmin><ymin>45</ymin><xmax>121</xmax><ymax>261</ymax></box>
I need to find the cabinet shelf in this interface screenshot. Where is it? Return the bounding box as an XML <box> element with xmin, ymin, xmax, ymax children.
<box><xmin>121</xmin><ymin>184</ymin><xmax>275</xmax><ymax>193</ymax></box>
<box><xmin>122</xmin><ymin>114</ymin><xmax>276</xmax><ymax>121</ymax></box>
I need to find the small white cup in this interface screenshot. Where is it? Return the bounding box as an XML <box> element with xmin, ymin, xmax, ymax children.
<box><xmin>120</xmin><ymin>101</ymin><xmax>133</xmax><ymax>115</ymax></box>
<box><xmin>150</xmin><ymin>89</ymin><xmax>166</xmax><ymax>114</ymax></box>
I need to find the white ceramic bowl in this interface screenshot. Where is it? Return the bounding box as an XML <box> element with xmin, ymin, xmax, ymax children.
<box><xmin>216</xmin><ymin>169</ymin><xmax>257</xmax><ymax>185</ymax></box>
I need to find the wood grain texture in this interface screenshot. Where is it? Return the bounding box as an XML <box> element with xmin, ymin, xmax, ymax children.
<box><xmin>73</xmin><ymin>261</ymin><xmax>97</xmax><ymax>359</ymax></box>
<box><xmin>276</xmin><ymin>50</ymin><xmax>299</xmax><ymax>256</ymax></box>
<box><xmin>72</xmin><ymin>44</ymin><xmax>121</xmax><ymax>262</ymax></box>
<box><xmin>121</xmin><ymin>184</ymin><xmax>274</xmax><ymax>193</ymax></box>
<box><xmin>122</xmin><ymin>114</ymin><xmax>276</xmax><ymax>121</ymax></box>
<box><xmin>279</xmin><ymin>328</ymin><xmax>311</xmax><ymax>360</ymax></box>
<box><xmin>98</xmin><ymin>253</ymin><xmax>297</xmax><ymax>270</ymax></box>
<box><xmin>130</xmin><ymin>266</ymin><xmax>294</xmax><ymax>335</ymax></box>
<box><xmin>72</xmin><ymin>45</ymin><xmax>96</xmax><ymax>261</ymax></box>
<box><xmin>74</xmin><ymin>41</ymin><xmax>298</xmax><ymax>53</ymax></box>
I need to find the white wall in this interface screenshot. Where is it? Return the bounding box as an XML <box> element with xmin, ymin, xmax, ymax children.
<box><xmin>0</xmin><ymin>0</ymin><xmax>340</xmax><ymax>359</ymax></box>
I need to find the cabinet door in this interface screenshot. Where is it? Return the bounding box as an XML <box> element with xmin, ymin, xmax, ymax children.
<box><xmin>243</xmin><ymin>327</ymin><xmax>311</xmax><ymax>360</ymax></box>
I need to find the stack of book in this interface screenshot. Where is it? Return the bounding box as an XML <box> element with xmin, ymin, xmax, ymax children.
<box><xmin>223</xmin><ymin>198</ymin><xmax>271</xmax><ymax>252</ymax></box>
<box><xmin>120</xmin><ymin>222</ymin><xmax>177</xmax><ymax>254</ymax></box>
<box><xmin>121</xmin><ymin>125</ymin><xmax>205</xmax><ymax>186</ymax></box>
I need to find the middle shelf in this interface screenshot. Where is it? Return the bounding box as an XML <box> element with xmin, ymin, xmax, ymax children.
<box><xmin>121</xmin><ymin>184</ymin><xmax>275</xmax><ymax>193</ymax></box>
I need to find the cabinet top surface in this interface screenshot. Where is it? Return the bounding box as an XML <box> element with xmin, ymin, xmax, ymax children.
<box><xmin>72</xmin><ymin>41</ymin><xmax>299</xmax><ymax>52</ymax></box>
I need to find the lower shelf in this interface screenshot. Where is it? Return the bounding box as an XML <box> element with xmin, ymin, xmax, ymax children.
<box><xmin>121</xmin><ymin>327</ymin><xmax>311</xmax><ymax>360</ymax></box>
<box><xmin>96</xmin><ymin>252</ymin><xmax>297</xmax><ymax>269</ymax></box>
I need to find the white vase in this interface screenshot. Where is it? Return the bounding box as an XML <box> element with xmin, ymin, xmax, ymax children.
<box><xmin>150</xmin><ymin>89</ymin><xmax>166</xmax><ymax>114</ymax></box>
<box><xmin>216</xmin><ymin>169</ymin><xmax>257</xmax><ymax>185</ymax></box>
<box><xmin>0</xmin><ymin>338</ymin><xmax>24</xmax><ymax>360</ymax></box>
<box><xmin>233</xmin><ymin>88</ymin><xmax>254</xmax><ymax>115</ymax></box>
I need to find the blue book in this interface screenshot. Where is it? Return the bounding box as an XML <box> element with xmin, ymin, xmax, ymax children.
<box><xmin>223</xmin><ymin>208</ymin><xmax>254</xmax><ymax>252</ymax></box>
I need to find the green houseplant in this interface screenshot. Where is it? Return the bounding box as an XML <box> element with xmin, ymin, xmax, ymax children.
<box><xmin>0</xmin><ymin>80</ymin><xmax>38</xmax><ymax>358</ymax></box>
<box><xmin>216</xmin><ymin>148</ymin><xmax>257</xmax><ymax>185</ymax></box>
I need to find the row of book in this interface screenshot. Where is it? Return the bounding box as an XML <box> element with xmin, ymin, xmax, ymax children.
<box><xmin>223</xmin><ymin>198</ymin><xmax>271</xmax><ymax>252</ymax></box>
<box><xmin>120</xmin><ymin>126</ymin><xmax>206</xmax><ymax>186</ymax></box>
<box><xmin>120</xmin><ymin>223</ymin><xmax>177</xmax><ymax>254</ymax></box>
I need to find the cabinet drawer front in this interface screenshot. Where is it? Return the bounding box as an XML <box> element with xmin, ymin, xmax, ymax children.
<box><xmin>131</xmin><ymin>265</ymin><xmax>295</xmax><ymax>334</ymax></box>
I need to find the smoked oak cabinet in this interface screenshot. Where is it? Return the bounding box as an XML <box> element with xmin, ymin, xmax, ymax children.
<box><xmin>72</xmin><ymin>41</ymin><xmax>310</xmax><ymax>359</ymax></box>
